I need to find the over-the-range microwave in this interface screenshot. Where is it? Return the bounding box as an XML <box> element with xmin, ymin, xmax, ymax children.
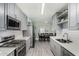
<box><xmin>7</xmin><ymin>15</ymin><xmax>21</xmax><ymax>30</ymax></box>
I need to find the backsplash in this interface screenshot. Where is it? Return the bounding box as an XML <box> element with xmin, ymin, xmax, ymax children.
<box><xmin>0</xmin><ymin>30</ymin><xmax>23</xmax><ymax>40</ymax></box>
<box><xmin>56</xmin><ymin>29</ymin><xmax>79</xmax><ymax>42</ymax></box>
<box><xmin>56</xmin><ymin>29</ymin><xmax>69</xmax><ymax>37</ymax></box>
<box><xmin>69</xmin><ymin>30</ymin><xmax>79</xmax><ymax>42</ymax></box>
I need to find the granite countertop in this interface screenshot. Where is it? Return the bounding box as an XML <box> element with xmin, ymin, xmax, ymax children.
<box><xmin>0</xmin><ymin>47</ymin><xmax>16</xmax><ymax>56</ymax></box>
<box><xmin>50</xmin><ymin>36</ymin><xmax>79</xmax><ymax>56</ymax></box>
<box><xmin>0</xmin><ymin>36</ymin><xmax>31</xmax><ymax>56</ymax></box>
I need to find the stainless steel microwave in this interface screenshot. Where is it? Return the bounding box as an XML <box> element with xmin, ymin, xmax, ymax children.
<box><xmin>7</xmin><ymin>15</ymin><xmax>21</xmax><ymax>30</ymax></box>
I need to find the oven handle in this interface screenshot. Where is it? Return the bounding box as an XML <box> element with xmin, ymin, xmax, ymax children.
<box><xmin>17</xmin><ymin>45</ymin><xmax>26</xmax><ymax>54</ymax></box>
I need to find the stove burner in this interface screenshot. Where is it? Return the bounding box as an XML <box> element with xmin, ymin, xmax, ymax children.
<box><xmin>0</xmin><ymin>40</ymin><xmax>25</xmax><ymax>47</ymax></box>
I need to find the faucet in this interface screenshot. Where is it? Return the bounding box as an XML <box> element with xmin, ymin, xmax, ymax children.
<box><xmin>63</xmin><ymin>33</ymin><xmax>68</xmax><ymax>41</ymax></box>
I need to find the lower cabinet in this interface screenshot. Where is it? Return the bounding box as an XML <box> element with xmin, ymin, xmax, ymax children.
<box><xmin>50</xmin><ymin>38</ymin><xmax>56</xmax><ymax>55</ymax></box>
<box><xmin>54</xmin><ymin>41</ymin><xmax>62</xmax><ymax>56</ymax></box>
<box><xmin>50</xmin><ymin>38</ymin><xmax>74</xmax><ymax>56</ymax></box>
<box><xmin>7</xmin><ymin>51</ymin><xmax>14</xmax><ymax>56</ymax></box>
<box><xmin>50</xmin><ymin>38</ymin><xmax>62</xmax><ymax>56</ymax></box>
<box><xmin>26</xmin><ymin>38</ymin><xmax>30</xmax><ymax>54</ymax></box>
<box><xmin>61</xmin><ymin>47</ymin><xmax>75</xmax><ymax>56</ymax></box>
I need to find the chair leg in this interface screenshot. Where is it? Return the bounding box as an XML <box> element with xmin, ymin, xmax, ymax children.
<box><xmin>44</xmin><ymin>37</ymin><xmax>45</xmax><ymax>41</ymax></box>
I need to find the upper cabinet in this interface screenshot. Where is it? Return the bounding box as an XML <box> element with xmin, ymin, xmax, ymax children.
<box><xmin>76</xmin><ymin>4</ymin><xmax>79</xmax><ymax>29</ymax></box>
<box><xmin>56</xmin><ymin>5</ymin><xmax>68</xmax><ymax>30</ymax></box>
<box><xmin>0</xmin><ymin>3</ymin><xmax>27</xmax><ymax>31</ymax></box>
<box><xmin>8</xmin><ymin>3</ymin><xmax>15</xmax><ymax>18</ymax></box>
<box><xmin>15</xmin><ymin>4</ymin><xmax>27</xmax><ymax>30</ymax></box>
<box><xmin>54</xmin><ymin>4</ymin><xmax>68</xmax><ymax>34</ymax></box>
<box><xmin>68</xmin><ymin>3</ymin><xmax>78</xmax><ymax>30</ymax></box>
<box><xmin>52</xmin><ymin>3</ymin><xmax>79</xmax><ymax>32</ymax></box>
<box><xmin>68</xmin><ymin>3</ymin><xmax>79</xmax><ymax>30</ymax></box>
<box><xmin>0</xmin><ymin>3</ymin><xmax>5</xmax><ymax>30</ymax></box>
<box><xmin>15</xmin><ymin>4</ymin><xmax>22</xmax><ymax>21</ymax></box>
<box><xmin>21</xmin><ymin>12</ymin><xmax>27</xmax><ymax>30</ymax></box>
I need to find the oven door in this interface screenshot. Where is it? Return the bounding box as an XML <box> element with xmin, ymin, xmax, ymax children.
<box><xmin>16</xmin><ymin>45</ymin><xmax>26</xmax><ymax>56</ymax></box>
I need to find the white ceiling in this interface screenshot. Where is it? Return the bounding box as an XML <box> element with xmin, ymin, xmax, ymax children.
<box><xmin>17</xmin><ymin>3</ymin><xmax>67</xmax><ymax>20</ymax></box>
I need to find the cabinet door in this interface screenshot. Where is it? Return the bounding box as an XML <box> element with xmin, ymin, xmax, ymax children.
<box><xmin>15</xmin><ymin>4</ymin><xmax>27</xmax><ymax>30</ymax></box>
<box><xmin>23</xmin><ymin>17</ymin><xmax>27</xmax><ymax>30</ymax></box>
<box><xmin>21</xmin><ymin>13</ymin><xmax>27</xmax><ymax>30</ymax></box>
<box><xmin>54</xmin><ymin>41</ymin><xmax>61</xmax><ymax>56</ymax></box>
<box><xmin>50</xmin><ymin>39</ymin><xmax>62</xmax><ymax>56</ymax></box>
<box><xmin>49</xmin><ymin>38</ymin><xmax>52</xmax><ymax>48</ymax></box>
<box><xmin>15</xmin><ymin>4</ymin><xmax>22</xmax><ymax>20</ymax></box>
<box><xmin>26</xmin><ymin>39</ymin><xmax>30</xmax><ymax>53</ymax></box>
<box><xmin>8</xmin><ymin>3</ymin><xmax>15</xmax><ymax>18</ymax></box>
<box><xmin>76</xmin><ymin>4</ymin><xmax>79</xmax><ymax>29</ymax></box>
<box><xmin>77</xmin><ymin>4</ymin><xmax>79</xmax><ymax>23</ymax></box>
<box><xmin>50</xmin><ymin>38</ymin><xmax>56</xmax><ymax>55</ymax></box>
<box><xmin>69</xmin><ymin>3</ymin><xmax>77</xmax><ymax>30</ymax></box>
<box><xmin>0</xmin><ymin>3</ymin><xmax>5</xmax><ymax>30</ymax></box>
<box><xmin>62</xmin><ymin>47</ymin><xmax>74</xmax><ymax>56</ymax></box>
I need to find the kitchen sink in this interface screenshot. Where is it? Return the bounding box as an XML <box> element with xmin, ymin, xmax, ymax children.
<box><xmin>56</xmin><ymin>39</ymin><xmax>72</xmax><ymax>43</ymax></box>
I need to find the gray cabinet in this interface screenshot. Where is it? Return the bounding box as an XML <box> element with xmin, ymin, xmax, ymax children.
<box><xmin>15</xmin><ymin>4</ymin><xmax>21</xmax><ymax>20</ymax></box>
<box><xmin>68</xmin><ymin>3</ymin><xmax>79</xmax><ymax>30</ymax></box>
<box><xmin>61</xmin><ymin>47</ymin><xmax>74</xmax><ymax>56</ymax></box>
<box><xmin>69</xmin><ymin>3</ymin><xmax>77</xmax><ymax>30</ymax></box>
<box><xmin>21</xmin><ymin>12</ymin><xmax>27</xmax><ymax>30</ymax></box>
<box><xmin>26</xmin><ymin>38</ymin><xmax>30</xmax><ymax>54</ymax></box>
<box><xmin>8</xmin><ymin>3</ymin><xmax>15</xmax><ymax>18</ymax></box>
<box><xmin>0</xmin><ymin>3</ymin><xmax>5</xmax><ymax>30</ymax></box>
<box><xmin>0</xmin><ymin>3</ymin><xmax>16</xmax><ymax>30</ymax></box>
<box><xmin>50</xmin><ymin>38</ymin><xmax>56</xmax><ymax>55</ymax></box>
<box><xmin>77</xmin><ymin>4</ymin><xmax>79</xmax><ymax>23</ymax></box>
<box><xmin>0</xmin><ymin>3</ymin><xmax>27</xmax><ymax>31</ymax></box>
<box><xmin>50</xmin><ymin>38</ymin><xmax>62</xmax><ymax>56</ymax></box>
<box><xmin>76</xmin><ymin>4</ymin><xmax>79</xmax><ymax>29</ymax></box>
<box><xmin>54</xmin><ymin>41</ymin><xmax>62</xmax><ymax>56</ymax></box>
<box><xmin>15</xmin><ymin>4</ymin><xmax>27</xmax><ymax>30</ymax></box>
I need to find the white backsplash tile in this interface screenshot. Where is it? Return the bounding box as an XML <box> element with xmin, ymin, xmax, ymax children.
<box><xmin>0</xmin><ymin>30</ymin><xmax>23</xmax><ymax>40</ymax></box>
<box><xmin>56</xmin><ymin>29</ymin><xmax>79</xmax><ymax>43</ymax></box>
<box><xmin>69</xmin><ymin>30</ymin><xmax>79</xmax><ymax>42</ymax></box>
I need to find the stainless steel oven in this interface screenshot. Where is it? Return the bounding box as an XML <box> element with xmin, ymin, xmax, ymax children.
<box><xmin>16</xmin><ymin>44</ymin><xmax>26</xmax><ymax>56</ymax></box>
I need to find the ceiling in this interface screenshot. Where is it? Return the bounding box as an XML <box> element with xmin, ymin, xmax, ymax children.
<box><xmin>17</xmin><ymin>3</ymin><xmax>67</xmax><ymax>20</ymax></box>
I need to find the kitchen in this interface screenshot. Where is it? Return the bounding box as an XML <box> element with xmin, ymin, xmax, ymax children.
<box><xmin>0</xmin><ymin>2</ymin><xmax>79</xmax><ymax>56</ymax></box>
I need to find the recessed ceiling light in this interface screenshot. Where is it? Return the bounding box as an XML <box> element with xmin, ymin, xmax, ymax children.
<box><xmin>41</xmin><ymin>3</ymin><xmax>45</xmax><ymax>15</ymax></box>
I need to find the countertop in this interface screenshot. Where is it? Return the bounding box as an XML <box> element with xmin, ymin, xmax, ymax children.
<box><xmin>0</xmin><ymin>47</ymin><xmax>16</xmax><ymax>56</ymax></box>
<box><xmin>15</xmin><ymin>36</ymin><xmax>31</xmax><ymax>40</ymax></box>
<box><xmin>50</xmin><ymin>36</ymin><xmax>79</xmax><ymax>56</ymax></box>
